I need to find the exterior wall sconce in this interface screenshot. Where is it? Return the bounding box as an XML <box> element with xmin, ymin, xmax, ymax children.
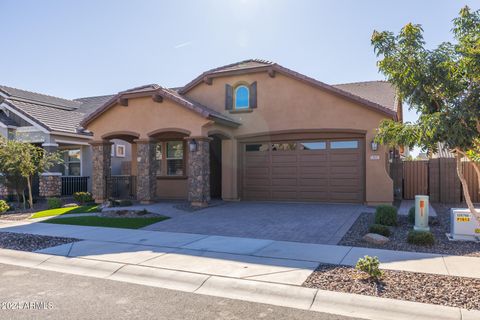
<box><xmin>371</xmin><ymin>140</ymin><xmax>378</xmax><ymax>151</ymax></box>
<box><xmin>189</xmin><ymin>139</ymin><xmax>197</xmax><ymax>152</ymax></box>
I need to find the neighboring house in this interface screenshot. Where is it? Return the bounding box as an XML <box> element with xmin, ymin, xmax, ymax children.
<box><xmin>81</xmin><ymin>59</ymin><xmax>402</xmax><ymax>206</ymax></box>
<box><xmin>0</xmin><ymin>86</ymin><xmax>131</xmax><ymax>197</ymax></box>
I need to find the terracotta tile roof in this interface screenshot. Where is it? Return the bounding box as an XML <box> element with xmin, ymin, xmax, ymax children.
<box><xmin>333</xmin><ymin>81</ymin><xmax>398</xmax><ymax>112</ymax></box>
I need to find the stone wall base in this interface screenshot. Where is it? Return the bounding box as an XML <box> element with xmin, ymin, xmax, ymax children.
<box><xmin>39</xmin><ymin>174</ymin><xmax>61</xmax><ymax>197</ymax></box>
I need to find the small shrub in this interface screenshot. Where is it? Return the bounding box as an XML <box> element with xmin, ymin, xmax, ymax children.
<box><xmin>408</xmin><ymin>206</ymin><xmax>415</xmax><ymax>224</ymax></box>
<box><xmin>73</xmin><ymin>192</ymin><xmax>94</xmax><ymax>205</ymax></box>
<box><xmin>355</xmin><ymin>255</ymin><xmax>382</xmax><ymax>280</ymax></box>
<box><xmin>47</xmin><ymin>197</ymin><xmax>62</xmax><ymax>209</ymax></box>
<box><xmin>0</xmin><ymin>200</ymin><xmax>9</xmax><ymax>213</ymax></box>
<box><xmin>374</xmin><ymin>205</ymin><xmax>398</xmax><ymax>226</ymax></box>
<box><xmin>368</xmin><ymin>224</ymin><xmax>390</xmax><ymax>237</ymax></box>
<box><xmin>407</xmin><ymin>230</ymin><xmax>435</xmax><ymax>246</ymax></box>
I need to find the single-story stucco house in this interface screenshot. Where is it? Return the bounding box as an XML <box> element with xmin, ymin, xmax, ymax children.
<box><xmin>78</xmin><ymin>59</ymin><xmax>402</xmax><ymax>206</ymax></box>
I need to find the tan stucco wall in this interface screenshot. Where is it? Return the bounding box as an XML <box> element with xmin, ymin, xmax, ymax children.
<box><xmin>87</xmin><ymin>97</ymin><xmax>212</xmax><ymax>140</ymax></box>
<box><xmin>186</xmin><ymin>72</ymin><xmax>393</xmax><ymax>204</ymax></box>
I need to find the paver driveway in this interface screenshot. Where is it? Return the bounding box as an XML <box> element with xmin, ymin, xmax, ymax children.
<box><xmin>141</xmin><ymin>202</ymin><xmax>368</xmax><ymax>244</ymax></box>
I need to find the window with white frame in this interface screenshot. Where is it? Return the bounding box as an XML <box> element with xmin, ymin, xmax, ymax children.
<box><xmin>61</xmin><ymin>149</ymin><xmax>81</xmax><ymax>176</ymax></box>
<box><xmin>116</xmin><ymin>144</ymin><xmax>126</xmax><ymax>158</ymax></box>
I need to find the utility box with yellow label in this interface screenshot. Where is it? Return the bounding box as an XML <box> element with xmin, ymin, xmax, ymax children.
<box><xmin>449</xmin><ymin>208</ymin><xmax>480</xmax><ymax>241</ymax></box>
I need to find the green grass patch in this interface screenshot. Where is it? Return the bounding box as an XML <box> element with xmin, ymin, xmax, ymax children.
<box><xmin>41</xmin><ymin>216</ymin><xmax>169</xmax><ymax>229</ymax></box>
<box><xmin>30</xmin><ymin>205</ymin><xmax>100</xmax><ymax>219</ymax></box>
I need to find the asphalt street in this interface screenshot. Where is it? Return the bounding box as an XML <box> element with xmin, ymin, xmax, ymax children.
<box><xmin>0</xmin><ymin>263</ymin><xmax>358</xmax><ymax>320</ymax></box>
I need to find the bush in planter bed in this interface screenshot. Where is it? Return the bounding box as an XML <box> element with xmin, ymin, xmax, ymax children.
<box><xmin>374</xmin><ymin>205</ymin><xmax>398</xmax><ymax>226</ymax></box>
<box><xmin>73</xmin><ymin>192</ymin><xmax>94</xmax><ymax>205</ymax></box>
<box><xmin>355</xmin><ymin>255</ymin><xmax>382</xmax><ymax>280</ymax></box>
<box><xmin>408</xmin><ymin>206</ymin><xmax>415</xmax><ymax>224</ymax></box>
<box><xmin>47</xmin><ymin>197</ymin><xmax>62</xmax><ymax>209</ymax></box>
<box><xmin>407</xmin><ymin>230</ymin><xmax>435</xmax><ymax>246</ymax></box>
<box><xmin>368</xmin><ymin>224</ymin><xmax>390</xmax><ymax>237</ymax></box>
<box><xmin>0</xmin><ymin>200</ymin><xmax>9</xmax><ymax>213</ymax></box>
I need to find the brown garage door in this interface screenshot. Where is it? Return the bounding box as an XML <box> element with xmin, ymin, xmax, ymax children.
<box><xmin>242</xmin><ymin>139</ymin><xmax>364</xmax><ymax>203</ymax></box>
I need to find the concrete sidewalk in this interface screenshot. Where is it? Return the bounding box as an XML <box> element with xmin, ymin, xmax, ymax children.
<box><xmin>0</xmin><ymin>220</ymin><xmax>479</xmax><ymax>279</ymax></box>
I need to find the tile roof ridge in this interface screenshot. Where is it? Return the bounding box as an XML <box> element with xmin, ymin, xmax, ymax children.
<box><xmin>0</xmin><ymin>84</ymin><xmax>79</xmax><ymax>105</ymax></box>
<box><xmin>6</xmin><ymin>96</ymin><xmax>79</xmax><ymax>111</ymax></box>
<box><xmin>333</xmin><ymin>80</ymin><xmax>390</xmax><ymax>86</ymax></box>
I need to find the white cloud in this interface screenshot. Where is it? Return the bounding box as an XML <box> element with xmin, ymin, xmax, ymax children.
<box><xmin>174</xmin><ymin>41</ymin><xmax>192</xmax><ymax>49</ymax></box>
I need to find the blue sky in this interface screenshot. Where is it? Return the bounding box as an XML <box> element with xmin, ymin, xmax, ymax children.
<box><xmin>1</xmin><ymin>0</ymin><xmax>477</xmax><ymax>129</ymax></box>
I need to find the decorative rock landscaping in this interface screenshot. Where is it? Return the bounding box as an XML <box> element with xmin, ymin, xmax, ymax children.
<box><xmin>0</xmin><ymin>231</ymin><xmax>78</xmax><ymax>252</ymax></box>
<box><xmin>362</xmin><ymin>233</ymin><xmax>389</xmax><ymax>245</ymax></box>
<box><xmin>303</xmin><ymin>263</ymin><xmax>480</xmax><ymax>310</ymax></box>
<box><xmin>340</xmin><ymin>203</ymin><xmax>480</xmax><ymax>257</ymax></box>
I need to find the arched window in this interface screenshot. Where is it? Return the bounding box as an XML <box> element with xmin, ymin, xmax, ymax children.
<box><xmin>234</xmin><ymin>85</ymin><xmax>249</xmax><ymax>109</ymax></box>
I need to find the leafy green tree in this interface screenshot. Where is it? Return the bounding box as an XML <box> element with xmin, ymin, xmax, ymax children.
<box><xmin>372</xmin><ymin>6</ymin><xmax>480</xmax><ymax>220</ymax></box>
<box><xmin>0</xmin><ymin>138</ymin><xmax>62</xmax><ymax>209</ymax></box>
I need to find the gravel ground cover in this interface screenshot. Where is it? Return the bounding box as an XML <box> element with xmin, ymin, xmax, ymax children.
<box><xmin>303</xmin><ymin>264</ymin><xmax>480</xmax><ymax>310</ymax></box>
<box><xmin>339</xmin><ymin>203</ymin><xmax>480</xmax><ymax>256</ymax></box>
<box><xmin>0</xmin><ymin>212</ymin><xmax>32</xmax><ymax>221</ymax></box>
<box><xmin>0</xmin><ymin>231</ymin><xmax>79</xmax><ymax>252</ymax></box>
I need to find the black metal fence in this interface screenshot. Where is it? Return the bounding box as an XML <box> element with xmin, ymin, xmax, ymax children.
<box><xmin>106</xmin><ymin>175</ymin><xmax>136</xmax><ymax>199</ymax></box>
<box><xmin>61</xmin><ymin>176</ymin><xmax>89</xmax><ymax>196</ymax></box>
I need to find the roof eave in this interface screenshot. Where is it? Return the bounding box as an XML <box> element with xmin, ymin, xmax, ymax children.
<box><xmin>207</xmin><ymin>115</ymin><xmax>241</xmax><ymax>128</ymax></box>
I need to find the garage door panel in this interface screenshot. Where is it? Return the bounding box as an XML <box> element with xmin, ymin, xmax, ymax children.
<box><xmin>272</xmin><ymin>178</ymin><xmax>298</xmax><ymax>186</ymax></box>
<box><xmin>271</xmin><ymin>191</ymin><xmax>298</xmax><ymax>200</ymax></box>
<box><xmin>299</xmin><ymin>178</ymin><xmax>328</xmax><ymax>186</ymax></box>
<box><xmin>272</xmin><ymin>166</ymin><xmax>297</xmax><ymax>175</ymax></box>
<box><xmin>299</xmin><ymin>167</ymin><xmax>329</xmax><ymax>176</ymax></box>
<box><xmin>330</xmin><ymin>154</ymin><xmax>360</xmax><ymax>163</ymax></box>
<box><xmin>330</xmin><ymin>166</ymin><xmax>358</xmax><ymax>174</ymax></box>
<box><xmin>245</xmin><ymin>167</ymin><xmax>269</xmax><ymax>177</ymax></box>
<box><xmin>299</xmin><ymin>154</ymin><xmax>328</xmax><ymax>163</ymax></box>
<box><xmin>329</xmin><ymin>192</ymin><xmax>362</xmax><ymax>202</ymax></box>
<box><xmin>245</xmin><ymin>155</ymin><xmax>269</xmax><ymax>165</ymax></box>
<box><xmin>298</xmin><ymin>191</ymin><xmax>330</xmax><ymax>200</ymax></box>
<box><xmin>242</xmin><ymin>138</ymin><xmax>364</xmax><ymax>203</ymax></box>
<box><xmin>245</xmin><ymin>178</ymin><xmax>270</xmax><ymax>187</ymax></box>
<box><xmin>272</xmin><ymin>154</ymin><xmax>297</xmax><ymax>163</ymax></box>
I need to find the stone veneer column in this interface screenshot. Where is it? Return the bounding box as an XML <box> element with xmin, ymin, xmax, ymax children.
<box><xmin>90</xmin><ymin>140</ymin><xmax>112</xmax><ymax>203</ymax></box>
<box><xmin>134</xmin><ymin>139</ymin><xmax>157</xmax><ymax>204</ymax></box>
<box><xmin>39</xmin><ymin>142</ymin><xmax>62</xmax><ymax>197</ymax></box>
<box><xmin>187</xmin><ymin>137</ymin><xmax>211</xmax><ymax>207</ymax></box>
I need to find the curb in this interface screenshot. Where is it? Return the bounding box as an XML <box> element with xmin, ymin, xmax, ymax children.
<box><xmin>0</xmin><ymin>248</ymin><xmax>479</xmax><ymax>319</ymax></box>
